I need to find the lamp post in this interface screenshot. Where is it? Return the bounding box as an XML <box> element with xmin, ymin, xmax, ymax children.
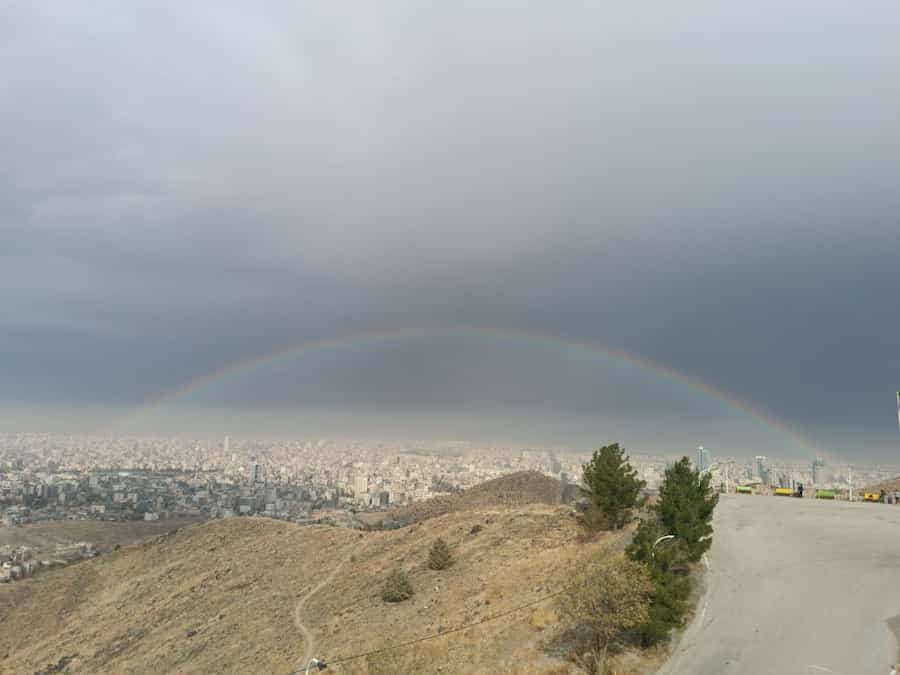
<box><xmin>651</xmin><ymin>534</ymin><xmax>676</xmax><ymax>560</ymax></box>
<box><xmin>651</xmin><ymin>533</ymin><xmax>712</xmax><ymax>561</ymax></box>
<box><xmin>848</xmin><ymin>466</ymin><xmax>853</xmax><ymax>502</ymax></box>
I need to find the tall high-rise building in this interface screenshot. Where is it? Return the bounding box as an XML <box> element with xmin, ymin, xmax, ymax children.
<box><xmin>755</xmin><ymin>455</ymin><xmax>769</xmax><ymax>486</ymax></box>
<box><xmin>696</xmin><ymin>446</ymin><xmax>712</xmax><ymax>473</ymax></box>
<box><xmin>354</xmin><ymin>474</ymin><xmax>369</xmax><ymax>500</ymax></box>
<box><xmin>224</xmin><ymin>436</ymin><xmax>230</xmax><ymax>454</ymax></box>
<box><xmin>812</xmin><ymin>457</ymin><xmax>825</xmax><ymax>485</ymax></box>
<box><xmin>248</xmin><ymin>461</ymin><xmax>264</xmax><ymax>485</ymax></box>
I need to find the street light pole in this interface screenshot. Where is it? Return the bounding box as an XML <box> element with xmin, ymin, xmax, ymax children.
<box><xmin>653</xmin><ymin>534</ymin><xmax>676</xmax><ymax>548</ymax></box>
<box><xmin>652</xmin><ymin>534</ymin><xmax>676</xmax><ymax>560</ymax></box>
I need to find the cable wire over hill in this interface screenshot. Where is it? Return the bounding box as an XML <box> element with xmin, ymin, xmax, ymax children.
<box><xmin>318</xmin><ymin>586</ymin><xmax>568</xmax><ymax>669</ymax></box>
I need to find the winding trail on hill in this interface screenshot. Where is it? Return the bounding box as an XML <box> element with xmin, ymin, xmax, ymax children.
<box><xmin>293</xmin><ymin>552</ymin><xmax>352</xmax><ymax>671</ymax></box>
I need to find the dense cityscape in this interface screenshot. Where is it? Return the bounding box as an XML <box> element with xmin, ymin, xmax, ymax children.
<box><xmin>3</xmin><ymin>430</ymin><xmax>900</xmax><ymax>669</ymax></box>
<box><xmin>3</xmin><ymin>432</ymin><xmax>896</xmax><ymax>533</ymax></box>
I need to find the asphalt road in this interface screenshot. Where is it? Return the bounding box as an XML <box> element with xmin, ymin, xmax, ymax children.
<box><xmin>659</xmin><ymin>495</ymin><xmax>900</xmax><ymax>675</ymax></box>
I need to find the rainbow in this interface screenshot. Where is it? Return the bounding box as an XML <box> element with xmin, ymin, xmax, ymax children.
<box><xmin>109</xmin><ymin>323</ymin><xmax>822</xmax><ymax>456</ymax></box>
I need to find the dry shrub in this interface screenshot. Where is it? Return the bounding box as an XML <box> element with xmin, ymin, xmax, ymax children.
<box><xmin>380</xmin><ymin>568</ymin><xmax>414</xmax><ymax>603</ymax></box>
<box><xmin>427</xmin><ymin>538</ymin><xmax>454</xmax><ymax>570</ymax></box>
<box><xmin>559</xmin><ymin>554</ymin><xmax>653</xmax><ymax>674</ymax></box>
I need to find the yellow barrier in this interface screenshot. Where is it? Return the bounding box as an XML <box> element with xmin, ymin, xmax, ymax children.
<box><xmin>774</xmin><ymin>488</ymin><xmax>793</xmax><ymax>496</ymax></box>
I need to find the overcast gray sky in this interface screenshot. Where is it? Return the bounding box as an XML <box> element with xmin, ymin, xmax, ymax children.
<box><xmin>2</xmin><ymin>1</ymin><xmax>899</xmax><ymax>460</ymax></box>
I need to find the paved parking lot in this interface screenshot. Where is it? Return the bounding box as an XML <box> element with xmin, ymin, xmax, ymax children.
<box><xmin>659</xmin><ymin>495</ymin><xmax>900</xmax><ymax>675</ymax></box>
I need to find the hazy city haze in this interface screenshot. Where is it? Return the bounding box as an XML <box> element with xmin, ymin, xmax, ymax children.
<box><xmin>2</xmin><ymin>2</ymin><xmax>899</xmax><ymax>458</ymax></box>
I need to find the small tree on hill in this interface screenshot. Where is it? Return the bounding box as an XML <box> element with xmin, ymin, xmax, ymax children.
<box><xmin>381</xmin><ymin>568</ymin><xmax>414</xmax><ymax>603</ymax></box>
<box><xmin>656</xmin><ymin>456</ymin><xmax>718</xmax><ymax>562</ymax></box>
<box><xmin>427</xmin><ymin>537</ymin><xmax>454</xmax><ymax>570</ymax></box>
<box><xmin>561</xmin><ymin>554</ymin><xmax>653</xmax><ymax>674</ymax></box>
<box><xmin>581</xmin><ymin>443</ymin><xmax>646</xmax><ymax>529</ymax></box>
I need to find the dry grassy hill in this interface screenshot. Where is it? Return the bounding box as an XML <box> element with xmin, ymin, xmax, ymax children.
<box><xmin>0</xmin><ymin>516</ymin><xmax>205</xmax><ymax>553</ymax></box>
<box><xmin>0</xmin><ymin>503</ymin><xmax>629</xmax><ymax>675</ymax></box>
<box><xmin>367</xmin><ymin>471</ymin><xmax>579</xmax><ymax>527</ymax></box>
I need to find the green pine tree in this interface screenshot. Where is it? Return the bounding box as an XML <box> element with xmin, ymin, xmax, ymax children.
<box><xmin>655</xmin><ymin>456</ymin><xmax>718</xmax><ymax>562</ymax></box>
<box><xmin>626</xmin><ymin>517</ymin><xmax>662</xmax><ymax>566</ymax></box>
<box><xmin>625</xmin><ymin>457</ymin><xmax>720</xmax><ymax>645</ymax></box>
<box><xmin>627</xmin><ymin>518</ymin><xmax>695</xmax><ymax>645</ymax></box>
<box><xmin>581</xmin><ymin>443</ymin><xmax>646</xmax><ymax>529</ymax></box>
<box><xmin>636</xmin><ymin>565</ymin><xmax>693</xmax><ymax>646</ymax></box>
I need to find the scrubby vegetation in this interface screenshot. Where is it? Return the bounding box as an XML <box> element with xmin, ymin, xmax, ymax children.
<box><xmin>563</xmin><ymin>446</ymin><xmax>720</xmax><ymax>668</ymax></box>
<box><xmin>555</xmin><ymin>445</ymin><xmax>720</xmax><ymax>673</ymax></box>
<box><xmin>562</xmin><ymin>554</ymin><xmax>653</xmax><ymax>673</ymax></box>
<box><xmin>427</xmin><ymin>537</ymin><xmax>454</xmax><ymax>570</ymax></box>
<box><xmin>381</xmin><ymin>568</ymin><xmax>414</xmax><ymax>603</ymax></box>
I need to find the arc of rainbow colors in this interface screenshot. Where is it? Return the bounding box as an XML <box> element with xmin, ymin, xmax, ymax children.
<box><xmin>109</xmin><ymin>323</ymin><xmax>823</xmax><ymax>458</ymax></box>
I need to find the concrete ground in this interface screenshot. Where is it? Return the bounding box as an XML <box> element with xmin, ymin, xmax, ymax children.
<box><xmin>658</xmin><ymin>495</ymin><xmax>900</xmax><ymax>675</ymax></box>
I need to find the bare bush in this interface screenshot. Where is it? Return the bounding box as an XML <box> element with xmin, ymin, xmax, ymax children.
<box><xmin>381</xmin><ymin>568</ymin><xmax>414</xmax><ymax>603</ymax></box>
<box><xmin>560</xmin><ymin>554</ymin><xmax>653</xmax><ymax>674</ymax></box>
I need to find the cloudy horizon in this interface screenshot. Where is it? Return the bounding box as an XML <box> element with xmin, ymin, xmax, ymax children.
<box><xmin>3</xmin><ymin>2</ymin><xmax>899</xmax><ymax>461</ymax></box>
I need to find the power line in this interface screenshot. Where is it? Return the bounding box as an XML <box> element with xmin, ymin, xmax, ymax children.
<box><xmin>313</xmin><ymin>527</ymin><xmax>639</xmax><ymax>669</ymax></box>
<box><xmin>321</xmin><ymin>586</ymin><xmax>568</xmax><ymax>668</ymax></box>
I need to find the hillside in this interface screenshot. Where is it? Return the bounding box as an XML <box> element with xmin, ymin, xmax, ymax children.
<box><xmin>368</xmin><ymin>471</ymin><xmax>579</xmax><ymax>527</ymax></box>
<box><xmin>0</xmin><ymin>516</ymin><xmax>205</xmax><ymax>553</ymax></box>
<box><xmin>0</xmin><ymin>503</ymin><xmax>626</xmax><ymax>675</ymax></box>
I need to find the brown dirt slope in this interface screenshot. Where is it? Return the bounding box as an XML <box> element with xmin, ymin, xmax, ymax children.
<box><xmin>379</xmin><ymin>471</ymin><xmax>579</xmax><ymax>526</ymax></box>
<box><xmin>0</xmin><ymin>504</ymin><xmax>620</xmax><ymax>675</ymax></box>
<box><xmin>0</xmin><ymin>517</ymin><xmax>205</xmax><ymax>553</ymax></box>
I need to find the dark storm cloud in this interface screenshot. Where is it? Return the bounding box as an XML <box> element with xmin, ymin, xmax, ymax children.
<box><xmin>2</xmin><ymin>1</ymin><xmax>899</xmax><ymax>455</ymax></box>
